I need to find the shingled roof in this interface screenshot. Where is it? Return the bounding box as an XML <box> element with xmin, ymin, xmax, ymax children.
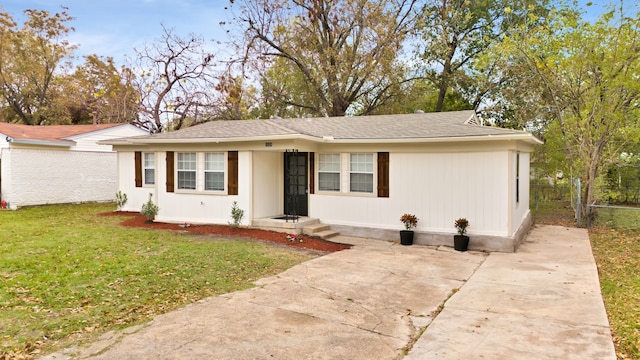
<box><xmin>110</xmin><ymin>110</ymin><xmax>540</xmax><ymax>145</ymax></box>
<box><xmin>0</xmin><ymin>123</ymin><xmax>124</xmax><ymax>147</ymax></box>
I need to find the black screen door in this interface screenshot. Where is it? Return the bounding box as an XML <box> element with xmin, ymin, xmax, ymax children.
<box><xmin>284</xmin><ymin>151</ymin><xmax>308</xmax><ymax>217</ymax></box>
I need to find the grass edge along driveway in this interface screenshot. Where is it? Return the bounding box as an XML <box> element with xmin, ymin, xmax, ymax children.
<box><xmin>0</xmin><ymin>203</ymin><xmax>316</xmax><ymax>359</ymax></box>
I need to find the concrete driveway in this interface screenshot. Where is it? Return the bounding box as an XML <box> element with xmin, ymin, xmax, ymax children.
<box><xmin>42</xmin><ymin>225</ymin><xmax>615</xmax><ymax>359</ymax></box>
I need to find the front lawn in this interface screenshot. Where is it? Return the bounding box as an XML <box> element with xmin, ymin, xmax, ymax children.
<box><xmin>0</xmin><ymin>203</ymin><xmax>315</xmax><ymax>359</ymax></box>
<box><xmin>590</xmin><ymin>227</ymin><xmax>640</xmax><ymax>359</ymax></box>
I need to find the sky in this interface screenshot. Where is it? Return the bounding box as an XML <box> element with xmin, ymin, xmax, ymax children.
<box><xmin>1</xmin><ymin>0</ymin><xmax>233</xmax><ymax>65</ymax></box>
<box><xmin>0</xmin><ymin>1</ymin><xmax>630</xmax><ymax>66</ymax></box>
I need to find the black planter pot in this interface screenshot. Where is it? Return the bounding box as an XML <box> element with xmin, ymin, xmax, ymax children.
<box><xmin>454</xmin><ymin>235</ymin><xmax>469</xmax><ymax>251</ymax></box>
<box><xmin>400</xmin><ymin>230</ymin><xmax>414</xmax><ymax>245</ymax></box>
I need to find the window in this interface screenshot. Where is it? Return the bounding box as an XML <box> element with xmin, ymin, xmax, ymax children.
<box><xmin>318</xmin><ymin>154</ymin><xmax>340</xmax><ymax>191</ymax></box>
<box><xmin>350</xmin><ymin>153</ymin><xmax>373</xmax><ymax>193</ymax></box>
<box><xmin>143</xmin><ymin>153</ymin><xmax>155</xmax><ymax>185</ymax></box>
<box><xmin>205</xmin><ymin>152</ymin><xmax>225</xmax><ymax>191</ymax></box>
<box><xmin>177</xmin><ymin>152</ymin><xmax>196</xmax><ymax>190</ymax></box>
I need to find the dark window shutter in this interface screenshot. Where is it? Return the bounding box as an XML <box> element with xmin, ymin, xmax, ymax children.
<box><xmin>134</xmin><ymin>151</ymin><xmax>142</xmax><ymax>187</ymax></box>
<box><xmin>377</xmin><ymin>152</ymin><xmax>389</xmax><ymax>198</ymax></box>
<box><xmin>309</xmin><ymin>152</ymin><xmax>315</xmax><ymax>195</ymax></box>
<box><xmin>228</xmin><ymin>151</ymin><xmax>238</xmax><ymax>195</ymax></box>
<box><xmin>166</xmin><ymin>151</ymin><xmax>174</xmax><ymax>193</ymax></box>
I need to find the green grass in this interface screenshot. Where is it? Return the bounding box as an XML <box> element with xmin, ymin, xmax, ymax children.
<box><xmin>590</xmin><ymin>227</ymin><xmax>640</xmax><ymax>359</ymax></box>
<box><xmin>0</xmin><ymin>203</ymin><xmax>314</xmax><ymax>358</ymax></box>
<box><xmin>532</xmin><ymin>200</ymin><xmax>577</xmax><ymax>227</ymax></box>
<box><xmin>592</xmin><ymin>206</ymin><xmax>640</xmax><ymax>229</ymax></box>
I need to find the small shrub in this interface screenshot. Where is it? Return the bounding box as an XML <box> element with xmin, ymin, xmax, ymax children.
<box><xmin>230</xmin><ymin>201</ymin><xmax>244</xmax><ymax>227</ymax></box>
<box><xmin>140</xmin><ymin>193</ymin><xmax>159</xmax><ymax>222</ymax></box>
<box><xmin>454</xmin><ymin>218</ymin><xmax>469</xmax><ymax>235</ymax></box>
<box><xmin>115</xmin><ymin>191</ymin><xmax>128</xmax><ymax>210</ymax></box>
<box><xmin>400</xmin><ymin>213</ymin><xmax>418</xmax><ymax>230</ymax></box>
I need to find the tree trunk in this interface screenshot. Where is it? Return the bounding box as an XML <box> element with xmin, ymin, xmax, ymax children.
<box><xmin>582</xmin><ymin>155</ymin><xmax>600</xmax><ymax>226</ymax></box>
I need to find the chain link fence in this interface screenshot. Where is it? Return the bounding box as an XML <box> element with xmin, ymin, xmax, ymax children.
<box><xmin>531</xmin><ymin>174</ymin><xmax>640</xmax><ymax>229</ymax></box>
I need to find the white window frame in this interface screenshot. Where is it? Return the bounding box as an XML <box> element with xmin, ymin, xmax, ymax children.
<box><xmin>318</xmin><ymin>153</ymin><xmax>341</xmax><ymax>192</ymax></box>
<box><xmin>204</xmin><ymin>152</ymin><xmax>225</xmax><ymax>192</ymax></box>
<box><xmin>143</xmin><ymin>152</ymin><xmax>155</xmax><ymax>185</ymax></box>
<box><xmin>177</xmin><ymin>152</ymin><xmax>197</xmax><ymax>190</ymax></box>
<box><xmin>349</xmin><ymin>153</ymin><xmax>374</xmax><ymax>193</ymax></box>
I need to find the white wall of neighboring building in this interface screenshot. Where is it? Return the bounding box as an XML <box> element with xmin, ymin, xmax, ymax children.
<box><xmin>69</xmin><ymin>125</ymin><xmax>147</xmax><ymax>152</ymax></box>
<box><xmin>1</xmin><ymin>148</ymin><xmax>116</xmax><ymax>208</ymax></box>
<box><xmin>309</xmin><ymin>150</ymin><xmax>511</xmax><ymax>237</ymax></box>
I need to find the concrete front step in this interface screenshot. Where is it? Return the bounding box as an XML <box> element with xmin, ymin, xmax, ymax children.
<box><xmin>303</xmin><ymin>223</ymin><xmax>330</xmax><ymax>234</ymax></box>
<box><xmin>303</xmin><ymin>223</ymin><xmax>339</xmax><ymax>240</ymax></box>
<box><xmin>313</xmin><ymin>229</ymin><xmax>339</xmax><ymax>240</ymax></box>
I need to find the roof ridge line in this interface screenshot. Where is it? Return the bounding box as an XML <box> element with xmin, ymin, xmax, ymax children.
<box><xmin>266</xmin><ymin>119</ymin><xmax>309</xmax><ymax>136</ymax></box>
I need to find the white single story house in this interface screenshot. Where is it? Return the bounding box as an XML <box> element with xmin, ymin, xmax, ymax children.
<box><xmin>105</xmin><ymin>110</ymin><xmax>542</xmax><ymax>252</ymax></box>
<box><xmin>0</xmin><ymin>122</ymin><xmax>148</xmax><ymax>209</ymax></box>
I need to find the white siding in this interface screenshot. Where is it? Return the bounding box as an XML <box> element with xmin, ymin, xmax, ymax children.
<box><xmin>125</xmin><ymin>151</ymin><xmax>251</xmax><ymax>226</ymax></box>
<box><xmin>116</xmin><ymin>151</ymin><xmax>155</xmax><ymax>212</ymax></box>
<box><xmin>2</xmin><ymin>148</ymin><xmax>116</xmax><ymax>207</ymax></box>
<box><xmin>511</xmin><ymin>151</ymin><xmax>531</xmax><ymax>234</ymax></box>
<box><xmin>310</xmin><ymin>151</ymin><xmax>510</xmax><ymax>237</ymax></box>
<box><xmin>252</xmin><ymin>152</ymin><xmax>282</xmax><ymax>219</ymax></box>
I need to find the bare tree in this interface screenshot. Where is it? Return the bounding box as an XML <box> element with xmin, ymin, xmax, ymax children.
<box><xmin>132</xmin><ymin>25</ymin><xmax>216</xmax><ymax>132</ymax></box>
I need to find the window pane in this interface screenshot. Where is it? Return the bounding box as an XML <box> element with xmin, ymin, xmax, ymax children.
<box><xmin>350</xmin><ymin>153</ymin><xmax>373</xmax><ymax>193</ymax></box>
<box><xmin>319</xmin><ymin>154</ymin><xmax>340</xmax><ymax>172</ymax></box>
<box><xmin>350</xmin><ymin>153</ymin><xmax>373</xmax><ymax>173</ymax></box>
<box><xmin>177</xmin><ymin>153</ymin><xmax>196</xmax><ymax>170</ymax></box>
<box><xmin>205</xmin><ymin>172</ymin><xmax>224</xmax><ymax>191</ymax></box>
<box><xmin>350</xmin><ymin>173</ymin><xmax>373</xmax><ymax>193</ymax></box>
<box><xmin>144</xmin><ymin>169</ymin><xmax>155</xmax><ymax>185</ymax></box>
<box><xmin>319</xmin><ymin>173</ymin><xmax>340</xmax><ymax>191</ymax></box>
<box><xmin>178</xmin><ymin>171</ymin><xmax>196</xmax><ymax>189</ymax></box>
<box><xmin>144</xmin><ymin>153</ymin><xmax>154</xmax><ymax>167</ymax></box>
<box><xmin>205</xmin><ymin>152</ymin><xmax>224</xmax><ymax>171</ymax></box>
<box><xmin>143</xmin><ymin>153</ymin><xmax>155</xmax><ymax>185</ymax></box>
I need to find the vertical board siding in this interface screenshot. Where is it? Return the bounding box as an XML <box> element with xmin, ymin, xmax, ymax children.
<box><xmin>252</xmin><ymin>152</ymin><xmax>282</xmax><ymax>219</ymax></box>
<box><xmin>309</xmin><ymin>151</ymin><xmax>510</xmax><ymax>236</ymax></box>
<box><xmin>511</xmin><ymin>152</ymin><xmax>531</xmax><ymax>234</ymax></box>
<box><xmin>309</xmin><ymin>152</ymin><xmax>315</xmax><ymax>195</ymax></box>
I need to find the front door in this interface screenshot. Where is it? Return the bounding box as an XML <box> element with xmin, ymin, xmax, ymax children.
<box><xmin>284</xmin><ymin>151</ymin><xmax>308</xmax><ymax>217</ymax></box>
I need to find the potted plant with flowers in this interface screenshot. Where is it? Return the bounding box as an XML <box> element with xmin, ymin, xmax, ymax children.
<box><xmin>400</xmin><ymin>213</ymin><xmax>419</xmax><ymax>245</ymax></box>
<box><xmin>454</xmin><ymin>218</ymin><xmax>470</xmax><ymax>251</ymax></box>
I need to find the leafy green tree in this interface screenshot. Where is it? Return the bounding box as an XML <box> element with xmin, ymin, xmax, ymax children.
<box><xmin>229</xmin><ymin>0</ymin><xmax>419</xmax><ymax>117</ymax></box>
<box><xmin>416</xmin><ymin>0</ymin><xmax>551</xmax><ymax>112</ymax></box>
<box><xmin>64</xmin><ymin>55</ymin><xmax>139</xmax><ymax>124</ymax></box>
<box><xmin>0</xmin><ymin>8</ymin><xmax>75</xmax><ymax>124</ymax></box>
<box><xmin>503</xmin><ymin>6</ymin><xmax>640</xmax><ymax>214</ymax></box>
<box><xmin>368</xmin><ymin>78</ymin><xmax>472</xmax><ymax>115</ymax></box>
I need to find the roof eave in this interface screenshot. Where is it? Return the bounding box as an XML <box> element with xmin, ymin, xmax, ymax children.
<box><xmin>102</xmin><ymin>133</ymin><xmax>314</xmax><ymax>145</ymax></box>
<box><xmin>104</xmin><ymin>132</ymin><xmax>541</xmax><ymax>146</ymax></box>
<box><xmin>321</xmin><ymin>133</ymin><xmax>543</xmax><ymax>145</ymax></box>
<box><xmin>9</xmin><ymin>138</ymin><xmax>75</xmax><ymax>147</ymax></box>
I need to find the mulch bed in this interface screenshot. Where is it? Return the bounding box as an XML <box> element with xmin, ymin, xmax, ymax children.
<box><xmin>99</xmin><ymin>211</ymin><xmax>351</xmax><ymax>253</ymax></box>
